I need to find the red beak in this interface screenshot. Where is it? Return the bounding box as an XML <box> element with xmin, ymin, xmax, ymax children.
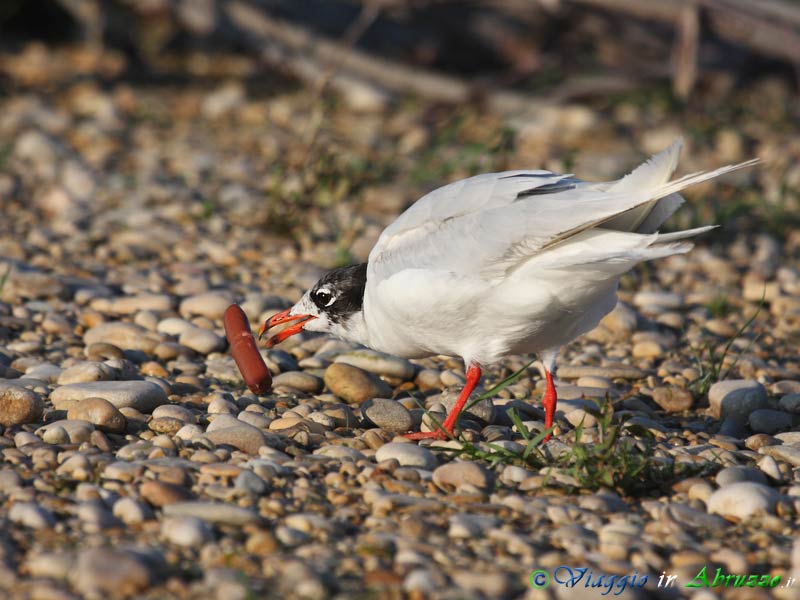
<box><xmin>258</xmin><ymin>308</ymin><xmax>316</xmax><ymax>348</ymax></box>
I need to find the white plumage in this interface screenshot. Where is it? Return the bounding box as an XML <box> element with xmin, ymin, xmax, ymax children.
<box><xmin>261</xmin><ymin>138</ymin><xmax>757</xmax><ymax>441</ymax></box>
<box><xmin>362</xmin><ymin>138</ymin><xmax>754</xmax><ymax>368</ymax></box>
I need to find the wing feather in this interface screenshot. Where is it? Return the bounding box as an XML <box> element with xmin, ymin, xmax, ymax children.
<box><xmin>368</xmin><ymin>144</ymin><xmax>757</xmax><ymax>284</ymax></box>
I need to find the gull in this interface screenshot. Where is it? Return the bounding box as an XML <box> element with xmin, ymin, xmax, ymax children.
<box><xmin>260</xmin><ymin>139</ymin><xmax>756</xmax><ymax>441</ymax></box>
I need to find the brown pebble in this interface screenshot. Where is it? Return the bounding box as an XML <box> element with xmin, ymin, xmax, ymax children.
<box><xmin>67</xmin><ymin>397</ymin><xmax>127</xmax><ymax>433</ymax></box>
<box><xmin>432</xmin><ymin>461</ymin><xmax>495</xmax><ymax>493</ymax></box>
<box><xmin>140</xmin><ymin>479</ymin><xmax>193</xmax><ymax>507</ymax></box>
<box><xmin>85</xmin><ymin>342</ymin><xmax>124</xmax><ymax>361</ymax></box>
<box><xmin>245</xmin><ymin>529</ymin><xmax>279</xmax><ymax>556</ymax></box>
<box><xmin>0</xmin><ymin>385</ymin><xmax>43</xmax><ymax>426</ymax></box>
<box><xmin>652</xmin><ymin>386</ymin><xmax>694</xmax><ymax>412</ymax></box>
<box><xmin>148</xmin><ymin>417</ymin><xmax>184</xmax><ymax>435</ymax></box>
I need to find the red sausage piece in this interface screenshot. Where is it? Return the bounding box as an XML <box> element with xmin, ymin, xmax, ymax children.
<box><xmin>223</xmin><ymin>304</ymin><xmax>272</xmax><ymax>394</ymax></box>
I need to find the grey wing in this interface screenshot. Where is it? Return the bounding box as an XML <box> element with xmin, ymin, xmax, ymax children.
<box><xmin>367</xmin><ymin>171</ymin><xmax>654</xmax><ymax>283</ymax></box>
<box><xmin>367</xmin><ymin>170</ymin><xmax>581</xmax><ymax>280</ymax></box>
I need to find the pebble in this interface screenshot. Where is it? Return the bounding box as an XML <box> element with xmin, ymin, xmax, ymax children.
<box><xmin>83</xmin><ymin>322</ymin><xmax>163</xmax><ymax>353</ymax></box>
<box><xmin>162</xmin><ymin>501</ymin><xmax>261</xmax><ymax>525</ymax></box>
<box><xmin>334</xmin><ymin>349</ymin><xmax>416</xmax><ymax>380</ymax></box>
<box><xmin>756</xmin><ymin>455</ymin><xmax>783</xmax><ymax>481</ymax></box>
<box><xmin>361</xmin><ymin>398</ymin><xmax>414</xmax><ymax>432</ymax></box>
<box><xmin>375</xmin><ymin>442</ymin><xmax>438</xmax><ymax>470</ymax></box>
<box><xmin>432</xmin><ymin>461</ymin><xmax>495</xmax><ymax>493</ymax></box>
<box><xmin>448</xmin><ymin>513</ymin><xmax>498</xmax><ymax>538</ymax></box>
<box><xmin>651</xmin><ymin>386</ymin><xmax>693</xmax><ymax>412</ymax></box>
<box><xmin>57</xmin><ymin>361</ymin><xmax>117</xmax><ymax>384</ymax></box>
<box><xmin>37</xmin><ymin>419</ymin><xmax>94</xmax><ymax>444</ymax></box>
<box><xmin>324</xmin><ymin>362</ymin><xmax>392</xmax><ymax>404</ymax></box>
<box><xmin>179</xmin><ymin>291</ymin><xmax>233</xmax><ymax>319</ymax></box>
<box><xmin>598</xmin><ymin>521</ymin><xmax>641</xmax><ymax>560</ymax></box>
<box><xmin>86</xmin><ymin>342</ymin><xmax>125</xmax><ymax>361</ymax></box>
<box><xmin>706</xmin><ymin>482</ymin><xmax>779</xmax><ymax>519</ymax></box>
<box><xmin>761</xmin><ymin>445</ymin><xmax>800</xmax><ymax>467</ymax></box>
<box><xmin>152</xmin><ymin>404</ymin><xmax>196</xmax><ymax>422</ymax></box>
<box><xmin>0</xmin><ymin>384</ymin><xmax>43</xmax><ymax>426</ymax></box>
<box><xmin>272</xmin><ymin>371</ymin><xmax>324</xmax><ymax>393</ymax></box>
<box><xmin>67</xmin><ymin>397</ymin><xmax>127</xmax><ymax>433</ymax></box>
<box><xmin>748</xmin><ymin>409</ymin><xmax>793</xmax><ymax>434</ymax></box>
<box><xmin>113</xmin><ymin>497</ymin><xmax>154</xmax><ymax>524</ymax></box>
<box><xmin>71</xmin><ymin>548</ymin><xmax>154</xmax><ymax>598</ymax></box>
<box><xmin>51</xmin><ymin>380</ymin><xmax>168</xmax><ymax>413</ymax></box>
<box><xmin>633</xmin><ymin>290</ymin><xmax>683</xmax><ymax>309</ymax></box>
<box><xmin>140</xmin><ymin>480</ymin><xmax>193</xmax><ymax>507</ymax></box>
<box><xmin>97</xmin><ymin>294</ymin><xmax>174</xmax><ymax>314</ymax></box>
<box><xmin>708</xmin><ymin>379</ymin><xmax>769</xmax><ymax>422</ymax></box>
<box><xmin>556</xmin><ymin>364</ymin><xmax>646</xmax><ymax>380</ymax></box>
<box><xmin>203</xmin><ymin>423</ymin><xmax>273</xmax><ymax>455</ymax></box>
<box><xmin>599</xmin><ymin>302</ymin><xmax>638</xmax><ymax>333</ymax></box>
<box><xmin>779</xmin><ymin>393</ymin><xmax>800</xmax><ymax>413</ymax></box>
<box><xmin>313</xmin><ymin>445</ymin><xmax>366</xmax><ymax>462</ymax></box>
<box><xmin>715</xmin><ymin>466</ymin><xmax>767</xmax><ymax>486</ymax></box>
<box><xmin>179</xmin><ymin>326</ymin><xmax>226</xmax><ymax>355</ymax></box>
<box><xmin>9</xmin><ymin>501</ymin><xmax>57</xmax><ymax>529</ymax></box>
<box><xmin>161</xmin><ymin>515</ymin><xmax>214</xmax><ymax>546</ymax></box>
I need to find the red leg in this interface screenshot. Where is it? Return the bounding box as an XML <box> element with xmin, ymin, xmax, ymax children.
<box><xmin>541</xmin><ymin>368</ymin><xmax>557</xmax><ymax>442</ymax></box>
<box><xmin>406</xmin><ymin>363</ymin><xmax>482</xmax><ymax>441</ymax></box>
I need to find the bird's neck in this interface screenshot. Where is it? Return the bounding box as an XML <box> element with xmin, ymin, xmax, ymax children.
<box><xmin>329</xmin><ymin>310</ymin><xmax>371</xmax><ymax>347</ymax></box>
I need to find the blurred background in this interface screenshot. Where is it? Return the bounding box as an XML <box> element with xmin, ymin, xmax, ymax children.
<box><xmin>0</xmin><ymin>0</ymin><xmax>797</xmax><ymax>269</ymax></box>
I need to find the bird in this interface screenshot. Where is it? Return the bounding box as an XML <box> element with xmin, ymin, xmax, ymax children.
<box><xmin>259</xmin><ymin>138</ymin><xmax>756</xmax><ymax>442</ymax></box>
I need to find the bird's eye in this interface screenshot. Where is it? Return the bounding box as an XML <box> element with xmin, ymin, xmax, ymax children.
<box><xmin>314</xmin><ymin>288</ymin><xmax>335</xmax><ymax>307</ymax></box>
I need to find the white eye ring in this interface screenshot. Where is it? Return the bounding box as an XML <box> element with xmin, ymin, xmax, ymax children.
<box><xmin>316</xmin><ymin>288</ymin><xmax>336</xmax><ymax>307</ymax></box>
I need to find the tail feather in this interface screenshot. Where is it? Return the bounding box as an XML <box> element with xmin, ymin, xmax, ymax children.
<box><xmin>604</xmin><ymin>138</ymin><xmax>684</xmax><ymax>232</ymax></box>
<box><xmin>603</xmin><ymin>138</ymin><xmax>758</xmax><ymax>234</ymax></box>
<box><xmin>609</xmin><ymin>137</ymin><xmax>684</xmax><ymax>194</ymax></box>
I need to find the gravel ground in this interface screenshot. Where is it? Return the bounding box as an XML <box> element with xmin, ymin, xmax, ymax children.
<box><xmin>0</xmin><ymin>44</ymin><xmax>799</xmax><ymax>599</ymax></box>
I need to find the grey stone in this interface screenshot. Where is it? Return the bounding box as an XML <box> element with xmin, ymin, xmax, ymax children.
<box><xmin>84</xmin><ymin>322</ymin><xmax>163</xmax><ymax>353</ymax></box>
<box><xmin>708</xmin><ymin>380</ymin><xmax>768</xmax><ymax>422</ymax></box>
<box><xmin>36</xmin><ymin>420</ymin><xmax>94</xmax><ymax>444</ymax></box>
<box><xmin>202</xmin><ymin>425</ymin><xmax>273</xmax><ymax>455</ymax></box>
<box><xmin>179</xmin><ymin>291</ymin><xmax>232</xmax><ymax>320</ymax></box>
<box><xmin>779</xmin><ymin>393</ymin><xmax>800</xmax><ymax>414</ymax></box>
<box><xmin>762</xmin><ymin>445</ymin><xmax>800</xmax><ymax>467</ymax></box>
<box><xmin>9</xmin><ymin>502</ymin><xmax>56</xmax><ymax>529</ymax></box>
<box><xmin>707</xmin><ymin>482</ymin><xmax>779</xmax><ymax>518</ymax></box>
<box><xmin>375</xmin><ymin>442</ymin><xmax>438</xmax><ymax>470</ymax></box>
<box><xmin>272</xmin><ymin>371</ymin><xmax>324</xmax><ymax>394</ymax></box>
<box><xmin>51</xmin><ymin>381</ymin><xmax>167</xmax><ymax>413</ymax></box>
<box><xmin>556</xmin><ymin>364</ymin><xmax>646</xmax><ymax>380</ymax></box>
<box><xmin>57</xmin><ymin>361</ymin><xmax>117</xmax><ymax>385</ymax></box>
<box><xmin>112</xmin><ymin>497</ymin><xmax>154</xmax><ymax>524</ymax></box>
<box><xmin>179</xmin><ymin>326</ymin><xmax>225</xmax><ymax>355</ymax></box>
<box><xmin>71</xmin><ymin>548</ymin><xmax>154</xmax><ymax>597</ymax></box>
<box><xmin>161</xmin><ymin>516</ymin><xmax>214</xmax><ymax>546</ymax></box>
<box><xmin>362</xmin><ymin>398</ymin><xmax>414</xmax><ymax>432</ymax></box>
<box><xmin>715</xmin><ymin>466</ymin><xmax>767</xmax><ymax>487</ymax></box>
<box><xmin>312</xmin><ymin>445</ymin><xmax>366</xmax><ymax>462</ymax></box>
<box><xmin>749</xmin><ymin>409</ymin><xmax>793</xmax><ymax>434</ymax></box>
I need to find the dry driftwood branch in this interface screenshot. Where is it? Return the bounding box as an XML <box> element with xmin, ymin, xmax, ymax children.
<box><xmin>570</xmin><ymin>0</ymin><xmax>800</xmax><ymax>66</ymax></box>
<box><xmin>672</xmin><ymin>2</ymin><xmax>700</xmax><ymax>99</ymax></box>
<box><xmin>225</xmin><ymin>0</ymin><xmax>548</xmax><ymax>114</ymax></box>
<box><xmin>51</xmin><ymin>0</ymin><xmax>800</xmax><ymax>104</ymax></box>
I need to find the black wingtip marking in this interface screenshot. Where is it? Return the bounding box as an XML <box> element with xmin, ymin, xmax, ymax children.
<box><xmin>500</xmin><ymin>172</ymin><xmax>556</xmax><ymax>180</ymax></box>
<box><xmin>517</xmin><ymin>182</ymin><xmax>577</xmax><ymax>198</ymax></box>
